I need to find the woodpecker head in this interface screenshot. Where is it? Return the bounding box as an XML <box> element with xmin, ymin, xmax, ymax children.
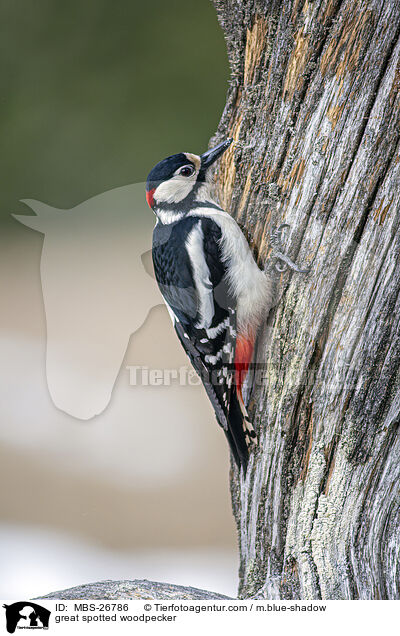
<box><xmin>146</xmin><ymin>138</ymin><xmax>233</xmax><ymax>213</ymax></box>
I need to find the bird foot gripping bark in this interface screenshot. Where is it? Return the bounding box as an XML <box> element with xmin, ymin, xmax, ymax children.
<box><xmin>269</xmin><ymin>223</ymin><xmax>310</xmax><ymax>274</ymax></box>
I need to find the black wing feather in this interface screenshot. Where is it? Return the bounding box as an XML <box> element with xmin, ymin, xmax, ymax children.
<box><xmin>152</xmin><ymin>215</ymin><xmax>253</xmax><ymax>469</ymax></box>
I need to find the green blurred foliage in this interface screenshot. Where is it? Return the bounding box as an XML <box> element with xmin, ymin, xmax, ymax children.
<box><xmin>0</xmin><ymin>0</ymin><xmax>228</xmax><ymax>226</ymax></box>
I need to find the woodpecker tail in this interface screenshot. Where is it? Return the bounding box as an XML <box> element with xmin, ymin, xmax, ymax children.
<box><xmin>225</xmin><ymin>389</ymin><xmax>257</xmax><ymax>471</ymax></box>
<box><xmin>225</xmin><ymin>331</ymin><xmax>257</xmax><ymax>471</ymax></box>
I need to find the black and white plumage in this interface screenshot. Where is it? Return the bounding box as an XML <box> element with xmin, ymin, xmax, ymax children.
<box><xmin>146</xmin><ymin>139</ymin><xmax>275</xmax><ymax>470</ymax></box>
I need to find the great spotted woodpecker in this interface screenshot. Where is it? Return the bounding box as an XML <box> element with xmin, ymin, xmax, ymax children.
<box><xmin>146</xmin><ymin>138</ymin><xmax>307</xmax><ymax>471</ymax></box>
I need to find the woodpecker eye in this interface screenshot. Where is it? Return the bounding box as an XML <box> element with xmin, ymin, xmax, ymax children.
<box><xmin>179</xmin><ymin>165</ymin><xmax>195</xmax><ymax>177</ymax></box>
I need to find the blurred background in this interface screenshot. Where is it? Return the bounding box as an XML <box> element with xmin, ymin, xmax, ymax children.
<box><xmin>0</xmin><ymin>0</ymin><xmax>238</xmax><ymax>598</ymax></box>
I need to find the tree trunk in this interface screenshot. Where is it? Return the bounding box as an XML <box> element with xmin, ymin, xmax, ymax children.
<box><xmin>211</xmin><ymin>0</ymin><xmax>400</xmax><ymax>600</ymax></box>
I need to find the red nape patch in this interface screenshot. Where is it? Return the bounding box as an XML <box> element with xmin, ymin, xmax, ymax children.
<box><xmin>234</xmin><ymin>334</ymin><xmax>255</xmax><ymax>397</ymax></box>
<box><xmin>146</xmin><ymin>188</ymin><xmax>155</xmax><ymax>208</ymax></box>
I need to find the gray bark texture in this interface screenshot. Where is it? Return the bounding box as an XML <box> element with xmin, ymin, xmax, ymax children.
<box><xmin>211</xmin><ymin>0</ymin><xmax>400</xmax><ymax>600</ymax></box>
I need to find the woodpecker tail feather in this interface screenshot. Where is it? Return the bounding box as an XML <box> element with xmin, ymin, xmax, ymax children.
<box><xmin>237</xmin><ymin>389</ymin><xmax>257</xmax><ymax>447</ymax></box>
<box><xmin>226</xmin><ymin>390</ymin><xmax>257</xmax><ymax>472</ymax></box>
<box><xmin>173</xmin><ymin>314</ymin><xmax>257</xmax><ymax>472</ymax></box>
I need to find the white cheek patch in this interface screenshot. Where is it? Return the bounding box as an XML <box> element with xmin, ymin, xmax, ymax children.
<box><xmin>155</xmin><ymin>175</ymin><xmax>195</xmax><ymax>203</ymax></box>
<box><xmin>154</xmin><ymin>153</ymin><xmax>200</xmax><ymax>205</ymax></box>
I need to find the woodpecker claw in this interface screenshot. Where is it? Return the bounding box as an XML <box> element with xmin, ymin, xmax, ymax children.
<box><xmin>270</xmin><ymin>223</ymin><xmax>310</xmax><ymax>274</ymax></box>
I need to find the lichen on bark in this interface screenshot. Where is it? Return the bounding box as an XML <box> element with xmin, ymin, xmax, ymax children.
<box><xmin>211</xmin><ymin>0</ymin><xmax>400</xmax><ymax>600</ymax></box>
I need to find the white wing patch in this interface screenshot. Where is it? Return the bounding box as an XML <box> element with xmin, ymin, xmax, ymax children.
<box><xmin>188</xmin><ymin>206</ymin><xmax>274</xmax><ymax>336</ymax></box>
<box><xmin>185</xmin><ymin>221</ymin><xmax>214</xmax><ymax>329</ymax></box>
<box><xmin>206</xmin><ymin>316</ymin><xmax>229</xmax><ymax>338</ymax></box>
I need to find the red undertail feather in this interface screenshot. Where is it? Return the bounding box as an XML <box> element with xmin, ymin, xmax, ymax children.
<box><xmin>232</xmin><ymin>331</ymin><xmax>258</xmax><ymax>458</ymax></box>
<box><xmin>234</xmin><ymin>332</ymin><xmax>255</xmax><ymax>398</ymax></box>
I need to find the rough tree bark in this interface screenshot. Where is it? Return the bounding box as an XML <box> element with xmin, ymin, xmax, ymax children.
<box><xmin>211</xmin><ymin>0</ymin><xmax>400</xmax><ymax>600</ymax></box>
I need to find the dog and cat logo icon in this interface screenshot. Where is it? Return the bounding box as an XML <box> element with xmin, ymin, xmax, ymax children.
<box><xmin>2</xmin><ymin>602</ymin><xmax>51</xmax><ymax>633</ymax></box>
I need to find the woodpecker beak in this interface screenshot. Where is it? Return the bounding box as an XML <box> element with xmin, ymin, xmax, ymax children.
<box><xmin>200</xmin><ymin>138</ymin><xmax>233</xmax><ymax>169</ymax></box>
